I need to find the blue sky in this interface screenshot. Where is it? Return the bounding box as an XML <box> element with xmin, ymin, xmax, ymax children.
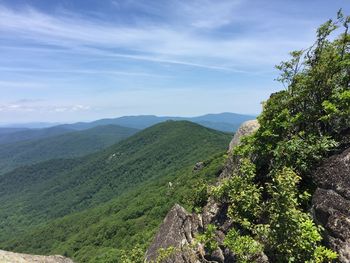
<box><xmin>0</xmin><ymin>0</ymin><xmax>348</xmax><ymax>123</ymax></box>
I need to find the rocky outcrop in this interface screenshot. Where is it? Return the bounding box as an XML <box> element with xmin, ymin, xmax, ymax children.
<box><xmin>146</xmin><ymin>204</ymin><xmax>200</xmax><ymax>262</ymax></box>
<box><xmin>228</xmin><ymin>120</ymin><xmax>260</xmax><ymax>152</ymax></box>
<box><xmin>147</xmin><ymin>121</ymin><xmax>350</xmax><ymax>263</ymax></box>
<box><xmin>0</xmin><ymin>250</ymin><xmax>74</xmax><ymax>263</ymax></box>
<box><xmin>312</xmin><ymin>147</ymin><xmax>350</xmax><ymax>263</ymax></box>
<box><xmin>146</xmin><ymin>121</ymin><xmax>262</xmax><ymax>263</ymax></box>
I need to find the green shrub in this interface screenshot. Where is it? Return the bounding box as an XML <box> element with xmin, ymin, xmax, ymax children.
<box><xmin>196</xmin><ymin>224</ymin><xmax>218</xmax><ymax>254</ymax></box>
<box><xmin>224</xmin><ymin>228</ymin><xmax>263</xmax><ymax>263</ymax></box>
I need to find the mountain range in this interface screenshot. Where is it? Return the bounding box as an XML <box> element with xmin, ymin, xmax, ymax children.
<box><xmin>0</xmin><ymin>125</ymin><xmax>138</xmax><ymax>174</ymax></box>
<box><xmin>0</xmin><ymin>121</ymin><xmax>231</xmax><ymax>262</ymax></box>
<box><xmin>0</xmin><ymin>112</ymin><xmax>254</xmax><ymax>145</ymax></box>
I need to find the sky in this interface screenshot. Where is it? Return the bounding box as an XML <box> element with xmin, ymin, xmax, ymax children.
<box><xmin>0</xmin><ymin>0</ymin><xmax>349</xmax><ymax>123</ymax></box>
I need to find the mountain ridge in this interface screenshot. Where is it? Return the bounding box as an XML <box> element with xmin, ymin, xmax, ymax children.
<box><xmin>0</xmin><ymin>124</ymin><xmax>139</xmax><ymax>174</ymax></box>
<box><xmin>0</xmin><ymin>121</ymin><xmax>231</xmax><ymax>257</ymax></box>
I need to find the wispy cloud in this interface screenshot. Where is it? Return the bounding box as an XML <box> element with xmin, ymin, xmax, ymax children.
<box><xmin>0</xmin><ymin>2</ymin><xmax>314</xmax><ymax>71</ymax></box>
<box><xmin>0</xmin><ymin>80</ymin><xmax>46</xmax><ymax>89</ymax></box>
<box><xmin>0</xmin><ymin>67</ymin><xmax>167</xmax><ymax>77</ymax></box>
<box><xmin>0</xmin><ymin>101</ymin><xmax>91</xmax><ymax>113</ymax></box>
<box><xmin>176</xmin><ymin>0</ymin><xmax>242</xmax><ymax>29</ymax></box>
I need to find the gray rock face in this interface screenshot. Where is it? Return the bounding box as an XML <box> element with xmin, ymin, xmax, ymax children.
<box><xmin>145</xmin><ymin>204</ymin><xmax>200</xmax><ymax>263</ymax></box>
<box><xmin>0</xmin><ymin>250</ymin><xmax>74</xmax><ymax>263</ymax></box>
<box><xmin>228</xmin><ymin>120</ymin><xmax>260</xmax><ymax>152</ymax></box>
<box><xmin>312</xmin><ymin>147</ymin><xmax>350</xmax><ymax>263</ymax></box>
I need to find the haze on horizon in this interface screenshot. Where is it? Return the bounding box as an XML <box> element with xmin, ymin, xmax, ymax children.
<box><xmin>0</xmin><ymin>0</ymin><xmax>348</xmax><ymax>123</ymax></box>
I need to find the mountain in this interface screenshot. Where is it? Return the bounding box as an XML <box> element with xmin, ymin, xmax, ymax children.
<box><xmin>0</xmin><ymin>127</ymin><xmax>29</xmax><ymax>135</ymax></box>
<box><xmin>0</xmin><ymin>126</ymin><xmax>73</xmax><ymax>145</ymax></box>
<box><xmin>1</xmin><ymin>152</ymin><xmax>227</xmax><ymax>263</ymax></box>
<box><xmin>0</xmin><ymin>125</ymin><xmax>139</xmax><ymax>174</ymax></box>
<box><xmin>0</xmin><ymin>112</ymin><xmax>253</xmax><ymax>146</ymax></box>
<box><xmin>0</xmin><ymin>112</ymin><xmax>252</xmax><ymax>145</ymax></box>
<box><xmin>1</xmin><ymin>122</ymin><xmax>61</xmax><ymax>129</ymax></box>
<box><xmin>0</xmin><ymin>121</ymin><xmax>231</xmax><ymax>261</ymax></box>
<box><xmin>57</xmin><ymin>112</ymin><xmax>255</xmax><ymax>132</ymax></box>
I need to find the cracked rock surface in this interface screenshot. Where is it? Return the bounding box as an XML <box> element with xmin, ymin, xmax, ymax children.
<box><xmin>312</xmin><ymin>147</ymin><xmax>350</xmax><ymax>263</ymax></box>
<box><xmin>145</xmin><ymin>204</ymin><xmax>200</xmax><ymax>263</ymax></box>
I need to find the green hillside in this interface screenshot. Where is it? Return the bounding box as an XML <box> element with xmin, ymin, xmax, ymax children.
<box><xmin>0</xmin><ymin>121</ymin><xmax>231</xmax><ymax>261</ymax></box>
<box><xmin>0</xmin><ymin>125</ymin><xmax>138</xmax><ymax>174</ymax></box>
<box><xmin>0</xmin><ymin>126</ymin><xmax>72</xmax><ymax>145</ymax></box>
<box><xmin>2</xmin><ymin>153</ymin><xmax>226</xmax><ymax>263</ymax></box>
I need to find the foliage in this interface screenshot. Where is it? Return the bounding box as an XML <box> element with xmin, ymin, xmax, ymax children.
<box><xmin>0</xmin><ymin>125</ymin><xmax>139</xmax><ymax>174</ymax></box>
<box><xmin>202</xmin><ymin>11</ymin><xmax>349</xmax><ymax>262</ymax></box>
<box><xmin>224</xmin><ymin>228</ymin><xmax>263</xmax><ymax>263</ymax></box>
<box><xmin>120</xmin><ymin>245</ymin><xmax>144</xmax><ymax>263</ymax></box>
<box><xmin>251</xmin><ymin>11</ymin><xmax>350</xmax><ymax>175</ymax></box>
<box><xmin>0</xmin><ymin>121</ymin><xmax>230</xmax><ymax>243</ymax></box>
<box><xmin>265</xmin><ymin>168</ymin><xmax>336</xmax><ymax>262</ymax></box>
<box><xmin>196</xmin><ymin>224</ymin><xmax>218</xmax><ymax>254</ymax></box>
<box><xmin>211</xmin><ymin>158</ymin><xmax>262</xmax><ymax>228</ymax></box>
<box><xmin>188</xmin><ymin>180</ymin><xmax>209</xmax><ymax>213</ymax></box>
<box><xmin>153</xmin><ymin>247</ymin><xmax>177</xmax><ymax>263</ymax></box>
<box><xmin>120</xmin><ymin>246</ymin><xmax>176</xmax><ymax>263</ymax></box>
<box><xmin>0</xmin><ymin>121</ymin><xmax>230</xmax><ymax>262</ymax></box>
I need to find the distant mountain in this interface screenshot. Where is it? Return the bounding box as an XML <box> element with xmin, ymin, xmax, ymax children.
<box><xmin>0</xmin><ymin>113</ymin><xmax>254</xmax><ymax>143</ymax></box>
<box><xmin>190</xmin><ymin>112</ymin><xmax>256</xmax><ymax>124</ymax></box>
<box><xmin>0</xmin><ymin>125</ymin><xmax>138</xmax><ymax>174</ymax></box>
<box><xmin>0</xmin><ymin>121</ymin><xmax>231</xmax><ymax>260</ymax></box>
<box><xmin>0</xmin><ymin>127</ymin><xmax>29</xmax><ymax>135</ymax></box>
<box><xmin>58</xmin><ymin>112</ymin><xmax>256</xmax><ymax>132</ymax></box>
<box><xmin>0</xmin><ymin>122</ymin><xmax>61</xmax><ymax>129</ymax></box>
<box><xmin>0</xmin><ymin>126</ymin><xmax>72</xmax><ymax>145</ymax></box>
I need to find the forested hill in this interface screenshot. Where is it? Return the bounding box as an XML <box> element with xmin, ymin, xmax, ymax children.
<box><xmin>0</xmin><ymin>124</ymin><xmax>138</xmax><ymax>174</ymax></box>
<box><xmin>0</xmin><ymin>120</ymin><xmax>231</xmax><ymax>256</ymax></box>
<box><xmin>0</xmin><ymin>126</ymin><xmax>71</xmax><ymax>145</ymax></box>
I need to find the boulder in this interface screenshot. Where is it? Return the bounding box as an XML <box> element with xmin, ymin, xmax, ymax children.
<box><xmin>0</xmin><ymin>250</ymin><xmax>74</xmax><ymax>263</ymax></box>
<box><xmin>193</xmin><ymin>162</ymin><xmax>204</xmax><ymax>172</ymax></box>
<box><xmin>228</xmin><ymin>120</ymin><xmax>260</xmax><ymax>152</ymax></box>
<box><xmin>145</xmin><ymin>204</ymin><xmax>200</xmax><ymax>263</ymax></box>
<box><xmin>312</xmin><ymin>147</ymin><xmax>350</xmax><ymax>263</ymax></box>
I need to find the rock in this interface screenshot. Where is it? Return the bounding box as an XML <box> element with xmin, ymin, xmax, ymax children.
<box><xmin>201</xmin><ymin>198</ymin><xmax>231</xmax><ymax>232</ymax></box>
<box><xmin>146</xmin><ymin>121</ymin><xmax>265</xmax><ymax>263</ymax></box>
<box><xmin>312</xmin><ymin>147</ymin><xmax>350</xmax><ymax>263</ymax></box>
<box><xmin>312</xmin><ymin>148</ymin><xmax>350</xmax><ymax>200</ymax></box>
<box><xmin>193</xmin><ymin>162</ymin><xmax>204</xmax><ymax>172</ymax></box>
<box><xmin>201</xmin><ymin>197</ymin><xmax>221</xmax><ymax>227</ymax></box>
<box><xmin>145</xmin><ymin>204</ymin><xmax>200</xmax><ymax>263</ymax></box>
<box><xmin>209</xmin><ymin>248</ymin><xmax>225</xmax><ymax>262</ymax></box>
<box><xmin>0</xmin><ymin>250</ymin><xmax>74</xmax><ymax>263</ymax></box>
<box><xmin>228</xmin><ymin>120</ymin><xmax>260</xmax><ymax>152</ymax></box>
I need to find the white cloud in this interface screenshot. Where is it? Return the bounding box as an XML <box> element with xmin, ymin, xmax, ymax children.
<box><xmin>0</xmin><ymin>3</ymin><xmax>316</xmax><ymax>72</ymax></box>
<box><xmin>0</xmin><ymin>67</ymin><xmax>167</xmax><ymax>78</ymax></box>
<box><xmin>177</xmin><ymin>0</ymin><xmax>242</xmax><ymax>29</ymax></box>
<box><xmin>0</xmin><ymin>101</ymin><xmax>91</xmax><ymax>113</ymax></box>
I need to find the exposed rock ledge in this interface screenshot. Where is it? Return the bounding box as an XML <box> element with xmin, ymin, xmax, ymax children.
<box><xmin>312</xmin><ymin>147</ymin><xmax>350</xmax><ymax>263</ymax></box>
<box><xmin>0</xmin><ymin>249</ymin><xmax>74</xmax><ymax>263</ymax></box>
<box><xmin>147</xmin><ymin>119</ymin><xmax>350</xmax><ymax>262</ymax></box>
